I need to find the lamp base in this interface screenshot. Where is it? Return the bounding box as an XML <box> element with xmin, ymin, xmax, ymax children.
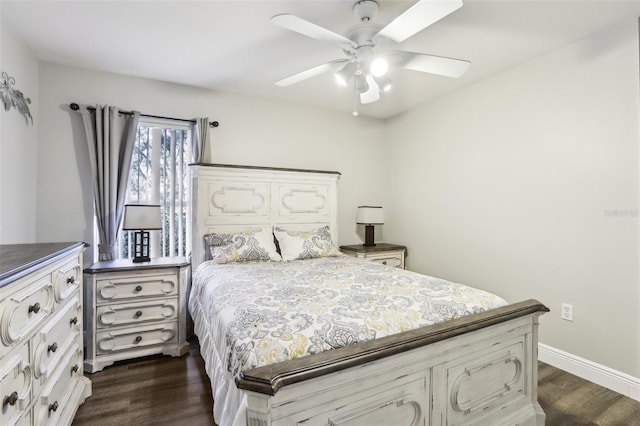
<box><xmin>363</xmin><ymin>224</ymin><xmax>376</xmax><ymax>247</ymax></box>
<box><xmin>132</xmin><ymin>230</ymin><xmax>151</xmax><ymax>263</ymax></box>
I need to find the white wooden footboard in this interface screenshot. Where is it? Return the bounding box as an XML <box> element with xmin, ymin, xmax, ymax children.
<box><xmin>237</xmin><ymin>300</ymin><xmax>548</xmax><ymax>426</ymax></box>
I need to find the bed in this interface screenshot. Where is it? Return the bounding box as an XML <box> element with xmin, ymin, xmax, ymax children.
<box><xmin>189</xmin><ymin>163</ymin><xmax>549</xmax><ymax>426</ymax></box>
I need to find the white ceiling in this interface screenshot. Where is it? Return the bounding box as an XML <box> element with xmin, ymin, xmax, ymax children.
<box><xmin>2</xmin><ymin>0</ymin><xmax>639</xmax><ymax>119</ymax></box>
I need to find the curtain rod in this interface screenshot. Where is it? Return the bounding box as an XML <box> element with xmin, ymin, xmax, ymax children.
<box><xmin>69</xmin><ymin>103</ymin><xmax>219</xmax><ymax>128</ymax></box>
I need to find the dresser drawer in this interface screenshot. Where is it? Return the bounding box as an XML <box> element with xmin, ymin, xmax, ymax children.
<box><xmin>16</xmin><ymin>410</ymin><xmax>31</xmax><ymax>426</ymax></box>
<box><xmin>32</xmin><ymin>294</ymin><xmax>81</xmax><ymax>397</ymax></box>
<box><xmin>96</xmin><ymin>298</ymin><xmax>178</xmax><ymax>329</ymax></box>
<box><xmin>52</xmin><ymin>258</ymin><xmax>81</xmax><ymax>304</ymax></box>
<box><xmin>95</xmin><ymin>322</ymin><xmax>179</xmax><ymax>355</ymax></box>
<box><xmin>0</xmin><ymin>342</ymin><xmax>32</xmax><ymax>426</ymax></box>
<box><xmin>1</xmin><ymin>277</ymin><xmax>54</xmax><ymax>354</ymax></box>
<box><xmin>95</xmin><ymin>273</ymin><xmax>178</xmax><ymax>305</ymax></box>
<box><xmin>33</xmin><ymin>343</ymin><xmax>83</xmax><ymax>426</ymax></box>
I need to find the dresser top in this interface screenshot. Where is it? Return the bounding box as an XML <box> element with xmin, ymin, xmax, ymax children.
<box><xmin>0</xmin><ymin>241</ymin><xmax>87</xmax><ymax>288</ymax></box>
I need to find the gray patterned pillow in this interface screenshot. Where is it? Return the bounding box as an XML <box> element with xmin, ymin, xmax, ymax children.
<box><xmin>204</xmin><ymin>228</ymin><xmax>281</xmax><ymax>263</ymax></box>
<box><xmin>273</xmin><ymin>225</ymin><xmax>340</xmax><ymax>261</ymax></box>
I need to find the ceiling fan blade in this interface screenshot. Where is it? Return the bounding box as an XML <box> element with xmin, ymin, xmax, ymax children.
<box><xmin>360</xmin><ymin>75</ymin><xmax>380</xmax><ymax>104</ymax></box>
<box><xmin>271</xmin><ymin>14</ymin><xmax>357</xmax><ymax>49</ymax></box>
<box><xmin>376</xmin><ymin>0</ymin><xmax>463</xmax><ymax>44</ymax></box>
<box><xmin>275</xmin><ymin>59</ymin><xmax>348</xmax><ymax>87</ymax></box>
<box><xmin>391</xmin><ymin>51</ymin><xmax>470</xmax><ymax>78</ymax></box>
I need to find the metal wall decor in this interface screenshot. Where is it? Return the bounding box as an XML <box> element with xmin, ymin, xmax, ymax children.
<box><xmin>1</xmin><ymin>71</ymin><xmax>32</xmax><ymax>125</ymax></box>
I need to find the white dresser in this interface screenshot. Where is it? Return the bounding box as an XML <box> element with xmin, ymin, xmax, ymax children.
<box><xmin>0</xmin><ymin>242</ymin><xmax>91</xmax><ymax>426</ymax></box>
<box><xmin>83</xmin><ymin>257</ymin><xmax>190</xmax><ymax>373</ymax></box>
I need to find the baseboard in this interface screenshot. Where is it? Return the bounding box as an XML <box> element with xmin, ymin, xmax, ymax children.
<box><xmin>538</xmin><ymin>343</ymin><xmax>640</xmax><ymax>402</ymax></box>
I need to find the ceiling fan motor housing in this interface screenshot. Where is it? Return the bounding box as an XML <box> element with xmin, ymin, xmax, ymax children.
<box><xmin>353</xmin><ymin>0</ymin><xmax>379</xmax><ymax>22</ymax></box>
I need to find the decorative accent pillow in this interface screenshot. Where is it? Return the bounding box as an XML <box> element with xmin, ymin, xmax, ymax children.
<box><xmin>273</xmin><ymin>225</ymin><xmax>340</xmax><ymax>261</ymax></box>
<box><xmin>203</xmin><ymin>228</ymin><xmax>282</xmax><ymax>264</ymax></box>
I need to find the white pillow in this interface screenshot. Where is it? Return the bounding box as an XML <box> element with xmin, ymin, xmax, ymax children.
<box><xmin>204</xmin><ymin>228</ymin><xmax>281</xmax><ymax>264</ymax></box>
<box><xmin>273</xmin><ymin>225</ymin><xmax>340</xmax><ymax>261</ymax></box>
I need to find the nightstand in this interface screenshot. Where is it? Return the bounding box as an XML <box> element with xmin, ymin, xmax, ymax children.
<box><xmin>83</xmin><ymin>257</ymin><xmax>190</xmax><ymax>373</ymax></box>
<box><xmin>340</xmin><ymin>243</ymin><xmax>407</xmax><ymax>269</ymax></box>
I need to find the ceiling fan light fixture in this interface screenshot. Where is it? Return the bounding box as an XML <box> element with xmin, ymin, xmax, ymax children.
<box><xmin>374</xmin><ymin>75</ymin><xmax>392</xmax><ymax>92</ymax></box>
<box><xmin>370</xmin><ymin>57</ymin><xmax>388</xmax><ymax>77</ymax></box>
<box><xmin>335</xmin><ymin>62</ymin><xmax>357</xmax><ymax>86</ymax></box>
<box><xmin>355</xmin><ymin>73</ymin><xmax>369</xmax><ymax>93</ymax></box>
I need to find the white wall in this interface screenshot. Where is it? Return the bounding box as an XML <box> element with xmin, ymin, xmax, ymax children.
<box><xmin>36</xmin><ymin>64</ymin><xmax>387</xmax><ymax>260</ymax></box>
<box><xmin>0</xmin><ymin>21</ymin><xmax>39</xmax><ymax>243</ymax></box>
<box><xmin>386</xmin><ymin>19</ymin><xmax>640</xmax><ymax>378</ymax></box>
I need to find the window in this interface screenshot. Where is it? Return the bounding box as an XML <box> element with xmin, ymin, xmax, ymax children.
<box><xmin>118</xmin><ymin>118</ymin><xmax>192</xmax><ymax>260</ymax></box>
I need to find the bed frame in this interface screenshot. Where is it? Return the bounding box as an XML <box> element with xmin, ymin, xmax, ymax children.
<box><xmin>190</xmin><ymin>163</ymin><xmax>549</xmax><ymax>426</ymax></box>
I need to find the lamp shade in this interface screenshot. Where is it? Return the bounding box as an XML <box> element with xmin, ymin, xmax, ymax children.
<box><xmin>356</xmin><ymin>206</ymin><xmax>384</xmax><ymax>225</ymax></box>
<box><xmin>123</xmin><ymin>204</ymin><xmax>162</xmax><ymax>230</ymax></box>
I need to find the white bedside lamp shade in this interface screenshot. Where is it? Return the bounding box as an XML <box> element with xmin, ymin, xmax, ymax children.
<box><xmin>357</xmin><ymin>206</ymin><xmax>383</xmax><ymax>246</ymax></box>
<box><xmin>123</xmin><ymin>205</ymin><xmax>162</xmax><ymax>230</ymax></box>
<box><xmin>356</xmin><ymin>206</ymin><xmax>384</xmax><ymax>225</ymax></box>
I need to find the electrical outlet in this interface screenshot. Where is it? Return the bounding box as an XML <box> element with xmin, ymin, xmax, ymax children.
<box><xmin>561</xmin><ymin>303</ymin><xmax>574</xmax><ymax>321</ymax></box>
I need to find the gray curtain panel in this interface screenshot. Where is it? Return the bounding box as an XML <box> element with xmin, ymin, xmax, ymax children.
<box><xmin>191</xmin><ymin>117</ymin><xmax>210</xmax><ymax>163</ymax></box>
<box><xmin>80</xmin><ymin>105</ymin><xmax>140</xmax><ymax>261</ymax></box>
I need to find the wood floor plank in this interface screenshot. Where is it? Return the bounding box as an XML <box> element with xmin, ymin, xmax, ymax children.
<box><xmin>73</xmin><ymin>342</ymin><xmax>640</xmax><ymax>426</ymax></box>
<box><xmin>595</xmin><ymin>396</ymin><xmax>640</xmax><ymax>426</ymax></box>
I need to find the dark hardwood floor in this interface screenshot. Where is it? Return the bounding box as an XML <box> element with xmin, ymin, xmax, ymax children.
<box><xmin>538</xmin><ymin>362</ymin><xmax>640</xmax><ymax>425</ymax></box>
<box><xmin>73</xmin><ymin>339</ymin><xmax>640</xmax><ymax>426</ymax></box>
<box><xmin>73</xmin><ymin>340</ymin><xmax>215</xmax><ymax>426</ymax></box>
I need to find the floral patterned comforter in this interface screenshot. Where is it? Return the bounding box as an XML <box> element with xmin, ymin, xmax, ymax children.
<box><xmin>189</xmin><ymin>256</ymin><xmax>507</xmax><ymax>377</ymax></box>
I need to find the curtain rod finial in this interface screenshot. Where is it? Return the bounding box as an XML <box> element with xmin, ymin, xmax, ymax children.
<box><xmin>70</xmin><ymin>103</ymin><xmax>80</xmax><ymax>111</ymax></box>
<box><xmin>210</xmin><ymin>121</ymin><xmax>219</xmax><ymax>128</ymax></box>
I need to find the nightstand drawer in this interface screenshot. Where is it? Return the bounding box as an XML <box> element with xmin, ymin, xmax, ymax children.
<box><xmin>95</xmin><ymin>273</ymin><xmax>178</xmax><ymax>304</ymax></box>
<box><xmin>340</xmin><ymin>244</ymin><xmax>406</xmax><ymax>269</ymax></box>
<box><xmin>96</xmin><ymin>298</ymin><xmax>178</xmax><ymax>329</ymax></box>
<box><xmin>368</xmin><ymin>254</ymin><xmax>403</xmax><ymax>268</ymax></box>
<box><xmin>95</xmin><ymin>322</ymin><xmax>179</xmax><ymax>355</ymax></box>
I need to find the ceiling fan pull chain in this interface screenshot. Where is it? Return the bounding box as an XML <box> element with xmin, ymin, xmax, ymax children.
<box><xmin>352</xmin><ymin>80</ymin><xmax>359</xmax><ymax>117</ymax></box>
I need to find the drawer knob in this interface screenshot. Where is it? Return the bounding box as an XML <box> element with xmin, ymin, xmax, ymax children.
<box><xmin>3</xmin><ymin>391</ymin><xmax>18</xmax><ymax>406</ymax></box>
<box><xmin>70</xmin><ymin>316</ymin><xmax>79</xmax><ymax>325</ymax></box>
<box><xmin>71</xmin><ymin>364</ymin><xmax>79</xmax><ymax>374</ymax></box>
<box><xmin>66</xmin><ymin>276</ymin><xmax>75</xmax><ymax>284</ymax></box>
<box><xmin>382</xmin><ymin>261</ymin><xmax>387</xmax><ymax>265</ymax></box>
<box><xmin>135</xmin><ymin>336</ymin><xmax>142</xmax><ymax>343</ymax></box>
<box><xmin>49</xmin><ymin>401</ymin><xmax>59</xmax><ymax>413</ymax></box>
<box><xmin>28</xmin><ymin>302</ymin><xmax>41</xmax><ymax>314</ymax></box>
<box><xmin>48</xmin><ymin>342</ymin><xmax>58</xmax><ymax>353</ymax></box>
<box><xmin>135</xmin><ymin>311</ymin><xmax>143</xmax><ymax>318</ymax></box>
<box><xmin>135</xmin><ymin>285</ymin><xmax>143</xmax><ymax>292</ymax></box>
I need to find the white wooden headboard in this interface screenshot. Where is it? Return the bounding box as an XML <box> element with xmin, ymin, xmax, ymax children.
<box><xmin>190</xmin><ymin>164</ymin><xmax>341</xmax><ymax>269</ymax></box>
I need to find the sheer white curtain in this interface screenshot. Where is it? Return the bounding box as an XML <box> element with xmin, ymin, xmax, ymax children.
<box><xmin>79</xmin><ymin>105</ymin><xmax>140</xmax><ymax>261</ymax></box>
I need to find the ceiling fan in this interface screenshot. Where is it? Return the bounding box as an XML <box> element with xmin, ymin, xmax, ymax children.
<box><xmin>271</xmin><ymin>0</ymin><xmax>470</xmax><ymax>114</ymax></box>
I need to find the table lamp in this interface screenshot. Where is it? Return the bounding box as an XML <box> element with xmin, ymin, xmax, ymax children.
<box><xmin>356</xmin><ymin>206</ymin><xmax>384</xmax><ymax>247</ymax></box>
<box><xmin>123</xmin><ymin>204</ymin><xmax>162</xmax><ymax>263</ymax></box>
